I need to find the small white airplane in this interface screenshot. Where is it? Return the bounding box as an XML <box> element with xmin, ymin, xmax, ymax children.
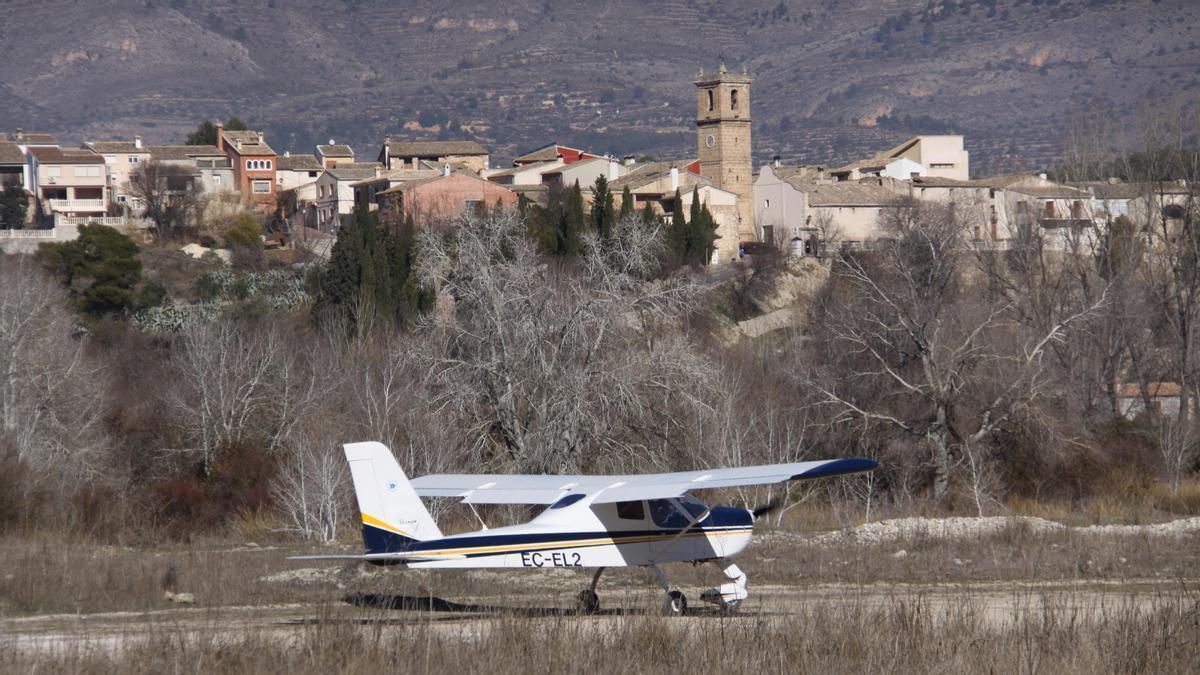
<box><xmin>291</xmin><ymin>442</ymin><xmax>877</xmax><ymax>615</ymax></box>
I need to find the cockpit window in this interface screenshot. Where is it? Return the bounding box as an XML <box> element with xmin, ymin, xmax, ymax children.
<box><xmin>615</xmin><ymin>500</ymin><xmax>645</xmax><ymax>520</ymax></box>
<box><xmin>648</xmin><ymin>499</ymin><xmax>690</xmax><ymax>528</ymax></box>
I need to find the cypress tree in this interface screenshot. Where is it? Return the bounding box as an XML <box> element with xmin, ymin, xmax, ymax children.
<box><xmin>618</xmin><ymin>185</ymin><xmax>635</xmax><ymax>222</ymax></box>
<box><xmin>591</xmin><ymin>174</ymin><xmax>616</xmax><ymax>243</ymax></box>
<box><xmin>640</xmin><ymin>201</ymin><xmax>658</xmax><ymax>225</ymax></box>
<box><xmin>560</xmin><ymin>181</ymin><xmax>585</xmax><ymax>256</ymax></box>
<box><xmin>667</xmin><ymin>188</ymin><xmax>687</xmax><ymax>259</ymax></box>
<box><xmin>693</xmin><ymin>201</ymin><xmax>719</xmax><ymax>266</ymax></box>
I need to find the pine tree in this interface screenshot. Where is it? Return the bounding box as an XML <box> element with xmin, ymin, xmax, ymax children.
<box><xmin>0</xmin><ymin>182</ymin><xmax>28</xmax><ymax>229</ymax></box>
<box><xmin>618</xmin><ymin>185</ymin><xmax>635</xmax><ymax>221</ymax></box>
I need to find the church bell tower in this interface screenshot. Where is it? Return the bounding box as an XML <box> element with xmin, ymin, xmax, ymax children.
<box><xmin>695</xmin><ymin>63</ymin><xmax>754</xmax><ymax>240</ymax></box>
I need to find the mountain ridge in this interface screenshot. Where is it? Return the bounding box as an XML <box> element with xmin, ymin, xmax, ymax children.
<box><xmin>2</xmin><ymin>0</ymin><xmax>1197</xmax><ymax>175</ymax></box>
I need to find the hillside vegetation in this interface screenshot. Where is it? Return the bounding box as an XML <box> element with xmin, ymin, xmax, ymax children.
<box><xmin>1</xmin><ymin>0</ymin><xmax>1197</xmax><ymax>173</ymax></box>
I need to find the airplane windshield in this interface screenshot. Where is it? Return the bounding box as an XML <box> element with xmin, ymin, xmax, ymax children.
<box><xmin>652</xmin><ymin>497</ymin><xmax>691</xmax><ymax>528</ymax></box>
<box><xmin>677</xmin><ymin>494</ymin><xmax>709</xmax><ymax>518</ymax></box>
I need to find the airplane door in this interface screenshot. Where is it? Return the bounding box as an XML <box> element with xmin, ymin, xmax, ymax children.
<box><xmin>648</xmin><ymin>497</ymin><xmax>724</xmax><ymax>561</ymax></box>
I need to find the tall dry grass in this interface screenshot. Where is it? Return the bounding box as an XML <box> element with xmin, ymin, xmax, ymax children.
<box><xmin>2</xmin><ymin>592</ymin><xmax>1197</xmax><ymax>674</ymax></box>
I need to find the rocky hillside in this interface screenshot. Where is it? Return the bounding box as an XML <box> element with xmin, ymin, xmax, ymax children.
<box><xmin>2</xmin><ymin>0</ymin><xmax>1197</xmax><ymax>175</ymax></box>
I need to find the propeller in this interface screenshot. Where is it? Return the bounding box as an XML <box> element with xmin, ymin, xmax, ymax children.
<box><xmin>751</xmin><ymin>501</ymin><xmax>780</xmax><ymax>520</ymax></box>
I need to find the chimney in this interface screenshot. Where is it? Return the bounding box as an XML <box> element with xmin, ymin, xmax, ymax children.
<box><xmin>670</xmin><ymin>167</ymin><xmax>679</xmax><ymax>192</ymax></box>
<box><xmin>608</xmin><ymin>159</ymin><xmax>619</xmax><ymax>181</ymax></box>
<box><xmin>382</xmin><ymin>141</ymin><xmax>390</xmax><ymax>168</ymax></box>
<box><xmin>443</xmin><ymin>164</ymin><xmax>451</xmax><ymax>177</ymax></box>
<box><xmin>772</xmin><ymin>155</ymin><xmax>781</xmax><ymax>168</ymax></box>
<box><xmin>134</xmin><ymin>135</ymin><xmax>143</xmax><ymax>149</ymax></box>
<box><xmin>623</xmin><ymin>154</ymin><xmax>636</xmax><ymax>167</ymax></box>
<box><xmin>257</xmin><ymin>131</ymin><xmax>264</xmax><ymax>143</ymax></box>
<box><xmin>216</xmin><ymin>122</ymin><xmax>224</xmax><ymax>151</ymax></box>
<box><xmin>284</xmin><ymin>150</ymin><xmax>290</xmax><ymax>158</ymax></box>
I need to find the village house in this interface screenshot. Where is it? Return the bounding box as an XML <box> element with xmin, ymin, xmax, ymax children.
<box><xmin>312</xmin><ymin>164</ymin><xmax>384</xmax><ymax>230</ymax></box>
<box><xmin>369</xmin><ymin>171</ymin><xmax>517</xmax><ymax>224</ymax></box>
<box><xmin>986</xmin><ymin>174</ymin><xmax>1094</xmax><ymax>247</ymax></box>
<box><xmin>1074</xmin><ymin>178</ymin><xmax>1193</xmax><ymax>229</ymax></box>
<box><xmin>217</xmin><ymin>125</ymin><xmax>277</xmax><ymax>208</ymax></box>
<box><xmin>350</xmin><ymin>168</ymin><xmax>443</xmax><ymax>213</ymax></box>
<box><xmin>27</xmin><ymin>146</ymin><xmax>109</xmax><ymax>221</ymax></box>
<box><xmin>874</xmin><ymin>135</ymin><xmax>970</xmax><ymax>181</ymax></box>
<box><xmin>482</xmin><ymin>159</ymin><xmax>564</xmax><ymax>186</ymax></box>
<box><xmin>754</xmin><ymin>164</ymin><xmax>909</xmax><ymax>249</ymax></box>
<box><xmin>85</xmin><ymin>136</ymin><xmax>151</xmax><ymax>209</ymax></box>
<box><xmin>511</xmin><ymin>143</ymin><xmax>601</xmax><ymax>167</ymax></box>
<box><xmin>609</xmin><ymin>160</ymin><xmax>740</xmax><ymax>261</ymax></box>
<box><xmin>377</xmin><ymin>139</ymin><xmax>490</xmax><ymax>173</ymax></box>
<box><xmin>829</xmin><ymin>156</ymin><xmax>926</xmax><ymax>182</ymax></box>
<box><xmin>1112</xmin><ymin>382</ymin><xmax>1193</xmax><ymax>421</ymax></box>
<box><xmin>0</xmin><ymin>141</ymin><xmax>25</xmax><ymax>188</ymax></box>
<box><xmin>316</xmin><ymin>142</ymin><xmax>355</xmax><ymax>169</ymax></box>
<box><xmin>276</xmin><ymin>153</ymin><xmax>323</xmax><ymax>192</ymax></box>
<box><xmin>540</xmin><ymin>156</ymin><xmax>630</xmax><ymax>193</ymax></box>
<box><xmin>145</xmin><ymin>144</ymin><xmax>234</xmax><ymax>195</ymax></box>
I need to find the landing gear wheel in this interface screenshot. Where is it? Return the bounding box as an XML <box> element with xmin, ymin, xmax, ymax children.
<box><xmin>661</xmin><ymin>590</ymin><xmax>687</xmax><ymax>616</ymax></box>
<box><xmin>576</xmin><ymin>589</ymin><xmax>600</xmax><ymax>614</ymax></box>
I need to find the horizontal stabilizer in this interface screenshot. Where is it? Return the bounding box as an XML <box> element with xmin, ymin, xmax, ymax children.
<box><xmin>288</xmin><ymin>551</ymin><xmax>467</xmax><ymax>562</ymax></box>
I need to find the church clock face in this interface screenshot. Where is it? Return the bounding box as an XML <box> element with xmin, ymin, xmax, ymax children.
<box><xmin>705</xmin><ymin>134</ymin><xmax>715</xmax><ymax>148</ymax></box>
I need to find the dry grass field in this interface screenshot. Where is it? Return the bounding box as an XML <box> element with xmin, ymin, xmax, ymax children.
<box><xmin>2</xmin><ymin>511</ymin><xmax>1198</xmax><ymax>674</ymax></box>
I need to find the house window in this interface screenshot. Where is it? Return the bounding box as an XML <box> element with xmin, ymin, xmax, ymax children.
<box><xmin>465</xmin><ymin>199</ymin><xmax>482</xmax><ymax>211</ymax></box>
<box><xmin>731</xmin><ymin>89</ymin><xmax>739</xmax><ymax>111</ymax></box>
<box><xmin>706</xmin><ymin>90</ymin><xmax>714</xmax><ymax>112</ymax></box>
<box><xmin>246</xmin><ymin>159</ymin><xmax>273</xmax><ymax>171</ymax></box>
<box><xmin>252</xmin><ymin>180</ymin><xmax>271</xmax><ymax>194</ymax></box>
<box><xmin>116</xmin><ymin>194</ymin><xmax>127</xmax><ymax>203</ymax></box>
<box><xmin>129</xmin><ymin>156</ymin><xmax>139</xmax><ymax>164</ymax></box>
<box><xmin>763</xmin><ymin>199</ymin><xmax>770</xmax><ymax>209</ymax></box>
<box><xmin>308</xmin><ymin>171</ymin><xmax>317</xmax><ymax>177</ymax></box>
<box><xmin>104</xmin><ymin>155</ymin><xmax>116</xmax><ymax>164</ymax></box>
<box><xmin>212</xmin><ymin>175</ymin><xmax>222</xmax><ymax>186</ymax></box>
<box><xmin>74</xmin><ymin>166</ymin><xmax>101</xmax><ymax>177</ymax></box>
<box><xmin>46</xmin><ymin>167</ymin><xmax>61</xmax><ymax>178</ymax></box>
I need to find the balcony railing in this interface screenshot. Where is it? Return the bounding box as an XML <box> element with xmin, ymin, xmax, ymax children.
<box><xmin>46</xmin><ymin>199</ymin><xmax>106</xmax><ymax>213</ymax></box>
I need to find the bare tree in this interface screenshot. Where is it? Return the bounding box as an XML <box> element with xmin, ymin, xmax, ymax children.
<box><xmin>0</xmin><ymin>257</ymin><xmax>110</xmax><ymax>502</ymax></box>
<box><xmin>803</xmin><ymin>200</ymin><xmax>1104</xmax><ymax>501</ymax></box>
<box><xmin>127</xmin><ymin>161</ymin><xmax>201</xmax><ymax>240</ymax></box>
<box><xmin>416</xmin><ymin>209</ymin><xmax>712</xmax><ymax>475</ymax></box>
<box><xmin>169</xmin><ymin>320</ymin><xmax>281</xmax><ymax>477</ymax></box>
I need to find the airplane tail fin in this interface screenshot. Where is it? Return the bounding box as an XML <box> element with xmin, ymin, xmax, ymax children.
<box><xmin>343</xmin><ymin>442</ymin><xmax>442</xmax><ymax>553</ymax></box>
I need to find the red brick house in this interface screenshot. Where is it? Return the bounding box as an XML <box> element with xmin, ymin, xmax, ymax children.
<box><xmin>372</xmin><ymin>172</ymin><xmax>517</xmax><ymax>224</ymax></box>
<box><xmin>217</xmin><ymin>124</ymin><xmax>276</xmax><ymax>209</ymax></box>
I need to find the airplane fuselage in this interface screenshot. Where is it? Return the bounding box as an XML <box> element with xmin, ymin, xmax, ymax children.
<box><xmin>364</xmin><ymin>497</ymin><xmax>754</xmax><ymax>570</ymax></box>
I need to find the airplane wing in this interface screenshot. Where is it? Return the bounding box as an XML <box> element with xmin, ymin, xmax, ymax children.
<box><xmin>410</xmin><ymin>457</ymin><xmax>877</xmax><ymax>505</ymax></box>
